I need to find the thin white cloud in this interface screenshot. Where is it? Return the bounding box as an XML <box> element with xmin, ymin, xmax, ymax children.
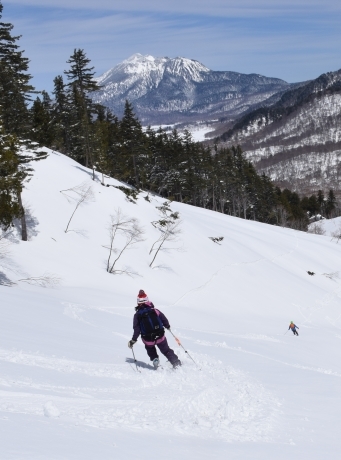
<box><xmin>6</xmin><ymin>0</ymin><xmax>341</xmax><ymax>92</ymax></box>
<box><xmin>13</xmin><ymin>12</ymin><xmax>340</xmax><ymax>83</ymax></box>
<box><xmin>10</xmin><ymin>0</ymin><xmax>341</xmax><ymax>16</ymax></box>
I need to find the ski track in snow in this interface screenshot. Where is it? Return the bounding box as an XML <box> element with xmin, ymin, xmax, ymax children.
<box><xmin>4</xmin><ymin>149</ymin><xmax>341</xmax><ymax>458</ymax></box>
<box><xmin>0</xmin><ymin>348</ymin><xmax>131</xmax><ymax>379</ymax></box>
<box><xmin>169</xmin><ymin>230</ymin><xmax>299</xmax><ymax>307</ymax></box>
<box><xmin>186</xmin><ymin>338</ymin><xmax>341</xmax><ymax>378</ymax></box>
<box><xmin>0</xmin><ymin>349</ymin><xmax>279</xmax><ymax>442</ymax></box>
<box><xmin>176</xmin><ymin>328</ymin><xmax>282</xmax><ymax>343</ymax></box>
<box><xmin>61</xmin><ymin>228</ymin><xmax>299</xmax><ymax>332</ymax></box>
<box><xmin>63</xmin><ymin>302</ymin><xmax>132</xmax><ymax>320</ymax></box>
<box><xmin>293</xmin><ymin>281</ymin><xmax>341</xmax><ymax>327</ymax></box>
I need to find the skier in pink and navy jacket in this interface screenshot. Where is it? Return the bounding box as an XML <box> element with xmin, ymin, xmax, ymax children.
<box><xmin>128</xmin><ymin>290</ymin><xmax>181</xmax><ymax>368</ymax></box>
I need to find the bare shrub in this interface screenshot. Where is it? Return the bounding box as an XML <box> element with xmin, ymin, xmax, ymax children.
<box><xmin>149</xmin><ymin>202</ymin><xmax>182</xmax><ymax>268</ymax></box>
<box><xmin>322</xmin><ymin>271</ymin><xmax>339</xmax><ymax>281</ymax></box>
<box><xmin>331</xmin><ymin>224</ymin><xmax>341</xmax><ymax>243</ymax></box>
<box><xmin>105</xmin><ymin>209</ymin><xmax>145</xmax><ymax>275</ymax></box>
<box><xmin>209</xmin><ymin>236</ymin><xmax>224</xmax><ymax>245</ymax></box>
<box><xmin>308</xmin><ymin>221</ymin><xmax>326</xmax><ymax>235</ymax></box>
<box><xmin>0</xmin><ymin>231</ymin><xmax>16</xmax><ymax>286</ymax></box>
<box><xmin>0</xmin><ymin>230</ymin><xmax>12</xmax><ymax>258</ymax></box>
<box><xmin>60</xmin><ymin>182</ymin><xmax>95</xmax><ymax>233</ymax></box>
<box><xmin>18</xmin><ymin>272</ymin><xmax>62</xmax><ymax>288</ymax></box>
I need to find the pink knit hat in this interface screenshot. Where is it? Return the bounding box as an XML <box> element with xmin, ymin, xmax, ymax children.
<box><xmin>137</xmin><ymin>289</ymin><xmax>149</xmax><ymax>304</ymax></box>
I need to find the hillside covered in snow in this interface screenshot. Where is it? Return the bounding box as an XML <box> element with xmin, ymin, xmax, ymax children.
<box><xmin>1</xmin><ymin>150</ymin><xmax>341</xmax><ymax>459</ymax></box>
<box><xmin>93</xmin><ymin>53</ymin><xmax>290</xmax><ymax>124</ymax></box>
<box><xmin>218</xmin><ymin>69</ymin><xmax>341</xmax><ymax>196</ymax></box>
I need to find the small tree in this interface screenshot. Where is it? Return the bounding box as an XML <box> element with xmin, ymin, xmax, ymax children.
<box><xmin>331</xmin><ymin>223</ymin><xmax>341</xmax><ymax>243</ymax></box>
<box><xmin>149</xmin><ymin>202</ymin><xmax>181</xmax><ymax>268</ymax></box>
<box><xmin>106</xmin><ymin>209</ymin><xmax>144</xmax><ymax>274</ymax></box>
<box><xmin>308</xmin><ymin>221</ymin><xmax>326</xmax><ymax>235</ymax></box>
<box><xmin>60</xmin><ymin>182</ymin><xmax>94</xmax><ymax>233</ymax></box>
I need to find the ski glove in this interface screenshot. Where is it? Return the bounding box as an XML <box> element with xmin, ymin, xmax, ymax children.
<box><xmin>165</xmin><ymin>326</ymin><xmax>170</xmax><ymax>329</ymax></box>
<box><xmin>128</xmin><ymin>340</ymin><xmax>136</xmax><ymax>349</ymax></box>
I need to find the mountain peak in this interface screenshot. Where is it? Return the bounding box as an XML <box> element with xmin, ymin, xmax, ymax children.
<box><xmin>93</xmin><ymin>54</ymin><xmax>289</xmax><ymax>124</ymax></box>
<box><xmin>165</xmin><ymin>56</ymin><xmax>210</xmax><ymax>81</ymax></box>
<box><xmin>124</xmin><ymin>53</ymin><xmax>156</xmax><ymax>64</ymax></box>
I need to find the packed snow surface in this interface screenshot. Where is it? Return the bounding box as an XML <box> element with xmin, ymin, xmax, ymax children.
<box><xmin>1</xmin><ymin>150</ymin><xmax>341</xmax><ymax>459</ymax></box>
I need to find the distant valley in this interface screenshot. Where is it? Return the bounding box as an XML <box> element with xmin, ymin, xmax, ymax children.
<box><xmin>94</xmin><ymin>54</ymin><xmax>341</xmax><ymax>196</ymax></box>
<box><xmin>216</xmin><ymin>69</ymin><xmax>341</xmax><ymax>195</ymax></box>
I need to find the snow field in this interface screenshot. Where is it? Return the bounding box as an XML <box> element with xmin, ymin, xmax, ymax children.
<box><xmin>0</xmin><ymin>296</ymin><xmax>279</xmax><ymax>444</ymax></box>
<box><xmin>1</xmin><ymin>150</ymin><xmax>341</xmax><ymax>458</ymax></box>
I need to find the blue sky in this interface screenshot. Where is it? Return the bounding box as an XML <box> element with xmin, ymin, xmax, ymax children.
<box><xmin>5</xmin><ymin>0</ymin><xmax>341</xmax><ymax>93</ymax></box>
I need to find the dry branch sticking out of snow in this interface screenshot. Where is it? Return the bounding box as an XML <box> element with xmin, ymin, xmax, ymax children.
<box><xmin>18</xmin><ymin>272</ymin><xmax>62</xmax><ymax>288</ymax></box>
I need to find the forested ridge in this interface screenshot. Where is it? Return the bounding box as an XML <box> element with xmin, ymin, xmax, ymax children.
<box><xmin>0</xmin><ymin>1</ymin><xmax>337</xmax><ymax>237</ymax></box>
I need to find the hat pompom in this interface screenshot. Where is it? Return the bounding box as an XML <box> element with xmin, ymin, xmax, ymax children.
<box><xmin>137</xmin><ymin>290</ymin><xmax>148</xmax><ymax>304</ymax></box>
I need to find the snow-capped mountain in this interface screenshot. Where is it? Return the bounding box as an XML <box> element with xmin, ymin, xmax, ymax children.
<box><xmin>2</xmin><ymin>149</ymin><xmax>341</xmax><ymax>458</ymax></box>
<box><xmin>93</xmin><ymin>53</ymin><xmax>290</xmax><ymax>124</ymax></box>
<box><xmin>218</xmin><ymin>69</ymin><xmax>341</xmax><ymax>195</ymax></box>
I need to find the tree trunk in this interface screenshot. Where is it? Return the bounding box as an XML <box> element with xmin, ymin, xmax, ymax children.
<box><xmin>17</xmin><ymin>192</ymin><xmax>27</xmax><ymax>241</ymax></box>
<box><xmin>132</xmin><ymin>154</ymin><xmax>140</xmax><ymax>189</ymax></box>
<box><xmin>212</xmin><ymin>182</ymin><xmax>215</xmax><ymax>211</ymax></box>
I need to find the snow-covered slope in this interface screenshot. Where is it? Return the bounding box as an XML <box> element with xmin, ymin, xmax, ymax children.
<box><xmin>219</xmin><ymin>69</ymin><xmax>341</xmax><ymax>195</ymax></box>
<box><xmin>93</xmin><ymin>53</ymin><xmax>289</xmax><ymax>124</ymax></box>
<box><xmin>309</xmin><ymin>216</ymin><xmax>341</xmax><ymax>238</ymax></box>
<box><xmin>1</xmin><ymin>150</ymin><xmax>341</xmax><ymax>459</ymax></box>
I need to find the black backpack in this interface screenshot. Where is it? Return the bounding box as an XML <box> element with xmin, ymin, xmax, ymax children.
<box><xmin>137</xmin><ymin>307</ymin><xmax>164</xmax><ymax>338</ymax></box>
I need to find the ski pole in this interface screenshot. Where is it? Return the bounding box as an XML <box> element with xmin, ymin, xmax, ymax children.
<box><xmin>131</xmin><ymin>347</ymin><xmax>140</xmax><ymax>373</ymax></box>
<box><xmin>168</xmin><ymin>329</ymin><xmax>197</xmax><ymax>366</ymax></box>
<box><xmin>284</xmin><ymin>330</ymin><xmax>289</xmax><ymax>335</ymax></box>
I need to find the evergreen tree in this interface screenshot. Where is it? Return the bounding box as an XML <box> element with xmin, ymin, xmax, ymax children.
<box><xmin>301</xmin><ymin>194</ymin><xmax>319</xmax><ymax>217</ymax></box>
<box><xmin>119</xmin><ymin>100</ymin><xmax>146</xmax><ymax>188</ymax></box>
<box><xmin>30</xmin><ymin>91</ymin><xmax>54</xmax><ymax>147</ymax></box>
<box><xmin>0</xmin><ymin>1</ymin><xmax>34</xmax><ymax>136</ymax></box>
<box><xmin>64</xmin><ymin>49</ymin><xmax>101</xmax><ymax>168</ymax></box>
<box><xmin>317</xmin><ymin>190</ymin><xmax>325</xmax><ymax>215</ymax></box>
<box><xmin>0</xmin><ymin>2</ymin><xmax>47</xmax><ymax>237</ymax></box>
<box><xmin>308</xmin><ymin>195</ymin><xmax>319</xmax><ymax>216</ymax></box>
<box><xmin>52</xmin><ymin>75</ymin><xmax>72</xmax><ymax>153</ymax></box>
<box><xmin>325</xmin><ymin>189</ymin><xmax>336</xmax><ymax>217</ymax></box>
<box><xmin>92</xmin><ymin>105</ymin><xmax>118</xmax><ymax>184</ymax></box>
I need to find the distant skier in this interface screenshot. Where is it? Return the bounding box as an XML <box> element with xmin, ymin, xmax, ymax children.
<box><xmin>288</xmin><ymin>321</ymin><xmax>299</xmax><ymax>336</ymax></box>
<box><xmin>128</xmin><ymin>290</ymin><xmax>181</xmax><ymax>369</ymax></box>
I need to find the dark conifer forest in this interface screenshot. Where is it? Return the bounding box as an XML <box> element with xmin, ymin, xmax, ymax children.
<box><xmin>0</xmin><ymin>1</ymin><xmax>338</xmax><ymax>234</ymax></box>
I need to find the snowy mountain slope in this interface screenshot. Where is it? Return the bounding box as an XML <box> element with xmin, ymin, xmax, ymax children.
<box><xmin>218</xmin><ymin>69</ymin><xmax>341</xmax><ymax>195</ymax></box>
<box><xmin>93</xmin><ymin>54</ymin><xmax>290</xmax><ymax>124</ymax></box>
<box><xmin>309</xmin><ymin>215</ymin><xmax>341</xmax><ymax>238</ymax></box>
<box><xmin>1</xmin><ymin>150</ymin><xmax>341</xmax><ymax>458</ymax></box>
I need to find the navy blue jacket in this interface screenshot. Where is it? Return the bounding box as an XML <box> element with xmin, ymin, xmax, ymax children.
<box><xmin>132</xmin><ymin>302</ymin><xmax>170</xmax><ymax>341</ymax></box>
